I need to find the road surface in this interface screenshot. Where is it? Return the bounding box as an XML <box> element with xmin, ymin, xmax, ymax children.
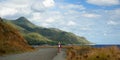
<box><xmin>0</xmin><ymin>48</ymin><xmax>65</xmax><ymax>60</ymax></box>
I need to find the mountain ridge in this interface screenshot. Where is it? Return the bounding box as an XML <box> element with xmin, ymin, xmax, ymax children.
<box><xmin>4</xmin><ymin>17</ymin><xmax>91</xmax><ymax>45</ymax></box>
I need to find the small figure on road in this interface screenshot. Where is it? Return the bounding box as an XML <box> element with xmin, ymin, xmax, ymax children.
<box><xmin>58</xmin><ymin>42</ymin><xmax>62</xmax><ymax>53</ymax></box>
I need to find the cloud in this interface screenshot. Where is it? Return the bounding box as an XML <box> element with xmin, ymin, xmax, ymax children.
<box><xmin>107</xmin><ymin>8</ymin><xmax>120</xmax><ymax>18</ymax></box>
<box><xmin>0</xmin><ymin>0</ymin><xmax>55</xmax><ymax>18</ymax></box>
<box><xmin>59</xmin><ymin>4</ymin><xmax>85</xmax><ymax>10</ymax></box>
<box><xmin>82</xmin><ymin>13</ymin><xmax>101</xmax><ymax>18</ymax></box>
<box><xmin>67</xmin><ymin>21</ymin><xmax>76</xmax><ymax>26</ymax></box>
<box><xmin>45</xmin><ymin>17</ymin><xmax>55</xmax><ymax>23</ymax></box>
<box><xmin>31</xmin><ymin>2</ymin><xmax>46</xmax><ymax>12</ymax></box>
<box><xmin>31</xmin><ymin>0</ymin><xmax>55</xmax><ymax>12</ymax></box>
<box><xmin>80</xmin><ymin>27</ymin><xmax>91</xmax><ymax>31</ymax></box>
<box><xmin>43</xmin><ymin>0</ymin><xmax>55</xmax><ymax>7</ymax></box>
<box><xmin>41</xmin><ymin>23</ymin><xmax>49</xmax><ymax>27</ymax></box>
<box><xmin>31</xmin><ymin>13</ymin><xmax>42</xmax><ymax>21</ymax></box>
<box><xmin>0</xmin><ymin>0</ymin><xmax>31</xmax><ymax>8</ymax></box>
<box><xmin>87</xmin><ymin>0</ymin><xmax>120</xmax><ymax>6</ymax></box>
<box><xmin>0</xmin><ymin>0</ymin><xmax>32</xmax><ymax>18</ymax></box>
<box><xmin>0</xmin><ymin>7</ymin><xmax>18</xmax><ymax>17</ymax></box>
<box><xmin>29</xmin><ymin>11</ymin><xmax>64</xmax><ymax>27</ymax></box>
<box><xmin>6</xmin><ymin>0</ymin><xmax>31</xmax><ymax>4</ymax></box>
<box><xmin>107</xmin><ymin>20</ymin><xmax>118</xmax><ymax>25</ymax></box>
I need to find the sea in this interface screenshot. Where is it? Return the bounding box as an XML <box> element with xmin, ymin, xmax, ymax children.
<box><xmin>90</xmin><ymin>45</ymin><xmax>120</xmax><ymax>48</ymax></box>
<box><xmin>74</xmin><ymin>44</ymin><xmax>120</xmax><ymax>48</ymax></box>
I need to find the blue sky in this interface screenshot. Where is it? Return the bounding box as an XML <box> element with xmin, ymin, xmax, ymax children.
<box><xmin>0</xmin><ymin>0</ymin><xmax>120</xmax><ymax>44</ymax></box>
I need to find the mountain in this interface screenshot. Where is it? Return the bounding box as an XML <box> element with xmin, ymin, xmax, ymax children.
<box><xmin>15</xmin><ymin>17</ymin><xmax>38</xmax><ymax>28</ymax></box>
<box><xmin>0</xmin><ymin>17</ymin><xmax>33</xmax><ymax>55</ymax></box>
<box><xmin>23</xmin><ymin>32</ymin><xmax>56</xmax><ymax>45</ymax></box>
<box><xmin>6</xmin><ymin>17</ymin><xmax>90</xmax><ymax>45</ymax></box>
<box><xmin>11</xmin><ymin>17</ymin><xmax>37</xmax><ymax>31</ymax></box>
<box><xmin>33</xmin><ymin>28</ymin><xmax>90</xmax><ymax>44</ymax></box>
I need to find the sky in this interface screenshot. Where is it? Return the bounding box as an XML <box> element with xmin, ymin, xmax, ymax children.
<box><xmin>0</xmin><ymin>0</ymin><xmax>120</xmax><ymax>44</ymax></box>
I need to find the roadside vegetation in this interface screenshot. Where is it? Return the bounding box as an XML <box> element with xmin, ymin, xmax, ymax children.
<box><xmin>66</xmin><ymin>46</ymin><xmax>120</xmax><ymax>60</ymax></box>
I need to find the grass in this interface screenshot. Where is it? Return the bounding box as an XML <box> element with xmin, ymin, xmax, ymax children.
<box><xmin>66</xmin><ymin>46</ymin><xmax>120</xmax><ymax>60</ymax></box>
<box><xmin>0</xmin><ymin>19</ymin><xmax>34</xmax><ymax>56</ymax></box>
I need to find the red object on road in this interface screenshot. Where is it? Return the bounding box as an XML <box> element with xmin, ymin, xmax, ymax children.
<box><xmin>58</xmin><ymin>42</ymin><xmax>61</xmax><ymax>53</ymax></box>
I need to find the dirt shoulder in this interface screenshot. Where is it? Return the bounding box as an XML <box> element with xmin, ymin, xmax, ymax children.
<box><xmin>53</xmin><ymin>50</ymin><xmax>66</xmax><ymax>60</ymax></box>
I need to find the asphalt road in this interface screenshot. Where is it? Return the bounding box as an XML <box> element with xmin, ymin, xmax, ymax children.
<box><xmin>0</xmin><ymin>48</ymin><xmax>59</xmax><ymax>60</ymax></box>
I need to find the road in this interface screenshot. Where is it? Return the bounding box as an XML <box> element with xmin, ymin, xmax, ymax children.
<box><xmin>0</xmin><ymin>48</ymin><xmax>65</xmax><ymax>60</ymax></box>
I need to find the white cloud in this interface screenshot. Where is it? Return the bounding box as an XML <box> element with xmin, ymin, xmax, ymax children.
<box><xmin>82</xmin><ymin>13</ymin><xmax>101</xmax><ymax>18</ymax></box>
<box><xmin>31</xmin><ymin>1</ymin><xmax>46</xmax><ymax>12</ymax></box>
<box><xmin>80</xmin><ymin>27</ymin><xmax>91</xmax><ymax>31</ymax></box>
<box><xmin>87</xmin><ymin>0</ymin><xmax>120</xmax><ymax>6</ymax></box>
<box><xmin>45</xmin><ymin>17</ymin><xmax>55</xmax><ymax>23</ymax></box>
<box><xmin>41</xmin><ymin>23</ymin><xmax>49</xmax><ymax>27</ymax></box>
<box><xmin>59</xmin><ymin>4</ymin><xmax>85</xmax><ymax>10</ymax></box>
<box><xmin>31</xmin><ymin>13</ymin><xmax>42</xmax><ymax>21</ymax></box>
<box><xmin>29</xmin><ymin>11</ymin><xmax>64</xmax><ymax>27</ymax></box>
<box><xmin>0</xmin><ymin>0</ymin><xmax>32</xmax><ymax>18</ymax></box>
<box><xmin>0</xmin><ymin>0</ymin><xmax>31</xmax><ymax>8</ymax></box>
<box><xmin>107</xmin><ymin>20</ymin><xmax>118</xmax><ymax>25</ymax></box>
<box><xmin>67</xmin><ymin>21</ymin><xmax>76</xmax><ymax>26</ymax></box>
<box><xmin>43</xmin><ymin>0</ymin><xmax>55</xmax><ymax>7</ymax></box>
<box><xmin>64</xmin><ymin>10</ymin><xmax>81</xmax><ymax>15</ymax></box>
<box><xmin>0</xmin><ymin>7</ymin><xmax>18</xmax><ymax>17</ymax></box>
<box><xmin>0</xmin><ymin>0</ymin><xmax>55</xmax><ymax>18</ymax></box>
<box><xmin>31</xmin><ymin>0</ymin><xmax>55</xmax><ymax>12</ymax></box>
<box><xmin>6</xmin><ymin>0</ymin><xmax>32</xmax><ymax>4</ymax></box>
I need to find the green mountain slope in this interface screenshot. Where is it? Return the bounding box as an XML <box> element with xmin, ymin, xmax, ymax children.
<box><xmin>0</xmin><ymin>17</ymin><xmax>33</xmax><ymax>55</ymax></box>
<box><xmin>23</xmin><ymin>32</ymin><xmax>56</xmax><ymax>45</ymax></box>
<box><xmin>33</xmin><ymin>28</ymin><xmax>90</xmax><ymax>44</ymax></box>
<box><xmin>4</xmin><ymin>17</ymin><xmax>57</xmax><ymax>45</ymax></box>
<box><xmin>6</xmin><ymin>17</ymin><xmax>90</xmax><ymax>45</ymax></box>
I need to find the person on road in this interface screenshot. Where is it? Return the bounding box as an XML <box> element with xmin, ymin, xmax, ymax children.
<box><xmin>58</xmin><ymin>42</ymin><xmax>62</xmax><ymax>53</ymax></box>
